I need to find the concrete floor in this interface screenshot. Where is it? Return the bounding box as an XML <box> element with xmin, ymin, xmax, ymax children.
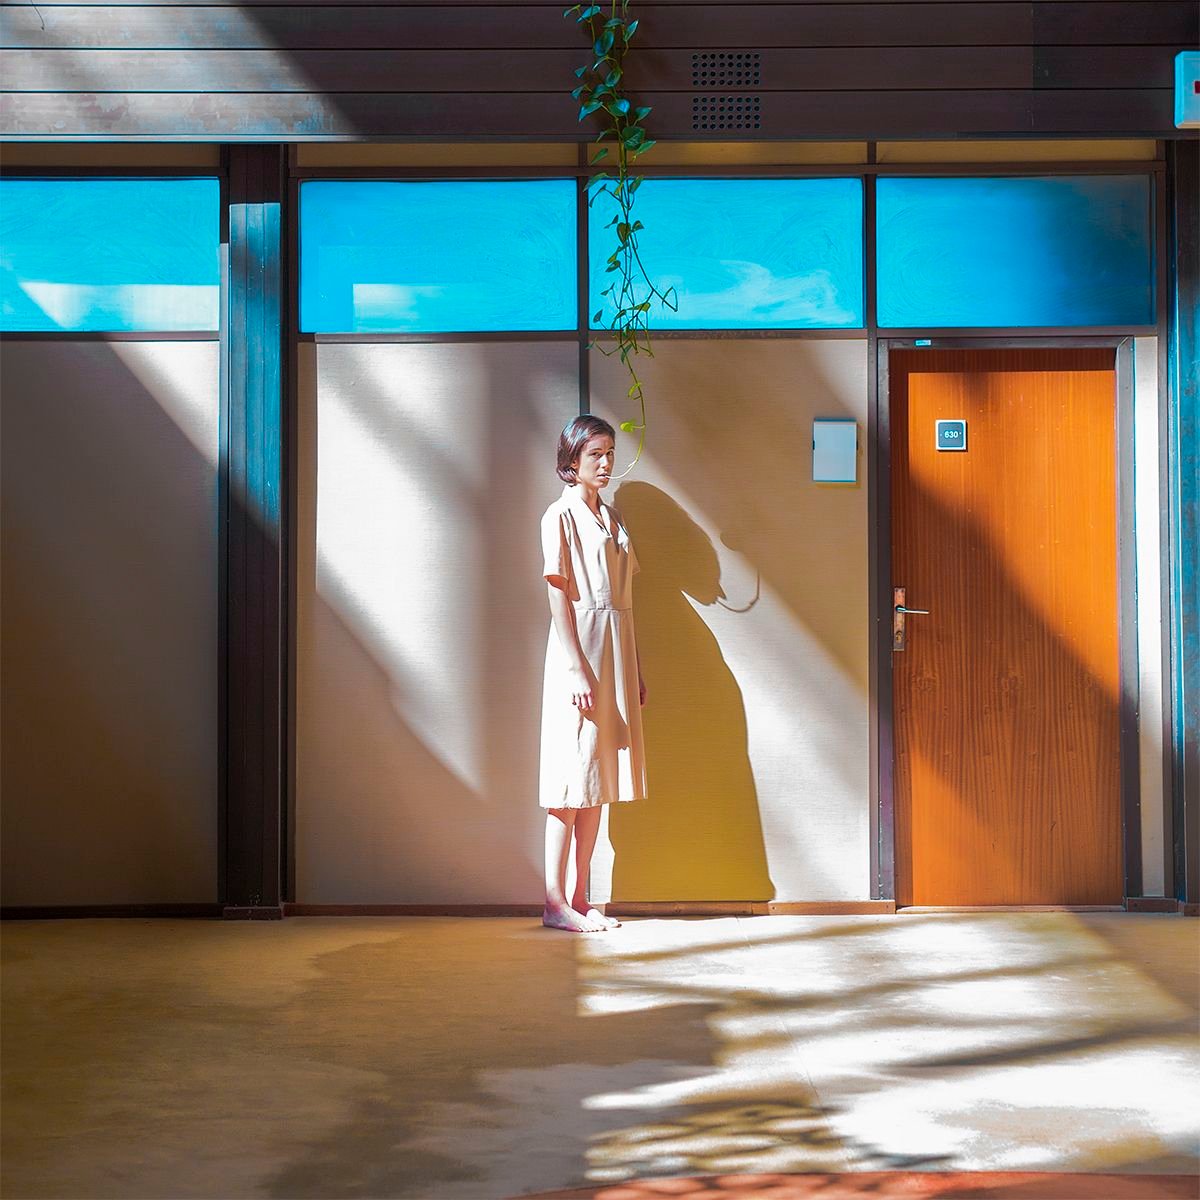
<box><xmin>1</xmin><ymin>913</ymin><xmax>1197</xmax><ymax>1199</ymax></box>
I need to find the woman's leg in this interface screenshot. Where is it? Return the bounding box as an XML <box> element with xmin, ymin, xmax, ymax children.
<box><xmin>543</xmin><ymin>808</ymin><xmax>607</xmax><ymax>932</ymax></box>
<box><xmin>569</xmin><ymin>806</ymin><xmax>621</xmax><ymax>928</ymax></box>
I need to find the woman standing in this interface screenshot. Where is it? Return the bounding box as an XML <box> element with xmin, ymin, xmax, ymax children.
<box><xmin>539</xmin><ymin>415</ymin><xmax>648</xmax><ymax>933</ymax></box>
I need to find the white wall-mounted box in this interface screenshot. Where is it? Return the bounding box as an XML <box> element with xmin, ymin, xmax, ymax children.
<box><xmin>813</xmin><ymin>417</ymin><xmax>858</xmax><ymax>483</ymax></box>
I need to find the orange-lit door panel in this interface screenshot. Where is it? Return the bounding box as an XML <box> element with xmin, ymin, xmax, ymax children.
<box><xmin>891</xmin><ymin>349</ymin><xmax>1122</xmax><ymax>906</ymax></box>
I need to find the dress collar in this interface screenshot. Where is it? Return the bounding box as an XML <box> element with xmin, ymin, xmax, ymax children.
<box><xmin>562</xmin><ymin>483</ymin><xmax>611</xmax><ymax>536</ymax></box>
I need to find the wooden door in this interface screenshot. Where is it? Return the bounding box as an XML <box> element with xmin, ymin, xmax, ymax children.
<box><xmin>891</xmin><ymin>348</ymin><xmax>1123</xmax><ymax>906</ymax></box>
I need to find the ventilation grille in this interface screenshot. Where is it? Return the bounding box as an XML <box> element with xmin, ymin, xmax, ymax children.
<box><xmin>692</xmin><ymin>95</ymin><xmax>762</xmax><ymax>132</ymax></box>
<box><xmin>692</xmin><ymin>52</ymin><xmax>762</xmax><ymax>88</ymax></box>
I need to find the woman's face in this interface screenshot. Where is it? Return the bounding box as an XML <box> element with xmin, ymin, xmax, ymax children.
<box><xmin>573</xmin><ymin>434</ymin><xmax>615</xmax><ymax>489</ymax></box>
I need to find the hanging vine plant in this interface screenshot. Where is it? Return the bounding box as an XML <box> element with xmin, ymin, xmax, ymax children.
<box><xmin>564</xmin><ymin>1</ymin><xmax>678</xmax><ymax>477</ymax></box>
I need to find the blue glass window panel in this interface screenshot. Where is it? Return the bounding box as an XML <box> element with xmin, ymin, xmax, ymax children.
<box><xmin>300</xmin><ymin>180</ymin><xmax>576</xmax><ymax>333</ymax></box>
<box><xmin>588</xmin><ymin>177</ymin><xmax>864</xmax><ymax>329</ymax></box>
<box><xmin>876</xmin><ymin>175</ymin><xmax>1154</xmax><ymax>328</ymax></box>
<box><xmin>0</xmin><ymin>178</ymin><xmax>219</xmax><ymax>332</ymax></box>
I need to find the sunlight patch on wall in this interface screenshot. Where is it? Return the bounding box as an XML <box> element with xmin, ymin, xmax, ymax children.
<box><xmin>315</xmin><ymin>348</ymin><xmax>488</xmax><ymax>795</ymax></box>
<box><xmin>295</xmin><ymin>339</ymin><xmax>580</xmax><ymax>904</ymax></box>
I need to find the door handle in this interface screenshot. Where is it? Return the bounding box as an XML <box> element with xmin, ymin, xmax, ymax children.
<box><xmin>893</xmin><ymin>587</ymin><xmax>930</xmax><ymax>652</ymax></box>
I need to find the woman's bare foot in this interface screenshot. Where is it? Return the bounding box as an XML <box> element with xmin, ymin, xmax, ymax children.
<box><xmin>543</xmin><ymin>902</ymin><xmax>608</xmax><ymax>933</ymax></box>
<box><xmin>571</xmin><ymin>897</ymin><xmax>621</xmax><ymax>928</ymax></box>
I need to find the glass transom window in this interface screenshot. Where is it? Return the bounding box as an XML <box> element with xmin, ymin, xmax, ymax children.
<box><xmin>876</xmin><ymin>175</ymin><xmax>1154</xmax><ymax>328</ymax></box>
<box><xmin>1</xmin><ymin>177</ymin><xmax>220</xmax><ymax>332</ymax></box>
<box><xmin>588</xmin><ymin>177</ymin><xmax>865</xmax><ymax>330</ymax></box>
<box><xmin>299</xmin><ymin>180</ymin><xmax>577</xmax><ymax>333</ymax></box>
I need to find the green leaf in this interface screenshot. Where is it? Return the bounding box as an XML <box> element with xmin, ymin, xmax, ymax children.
<box><xmin>589</xmin><ymin>147</ymin><xmax>609</xmax><ymax>164</ymax></box>
<box><xmin>606</xmin><ymin>261</ymin><xmax>621</xmax><ymax>272</ymax></box>
<box><xmin>574</xmin><ymin>65</ymin><xmax>588</xmax><ymax>78</ymax></box>
<box><xmin>623</xmin><ymin>18</ymin><xmax>639</xmax><ymax>39</ymax></box>
<box><xmin>604</xmin><ymin>69</ymin><xmax>622</xmax><ymax>87</ymax></box>
<box><xmin>620</xmin><ymin>418</ymin><xmax>638</xmax><ymax>430</ymax></box>
<box><xmin>605</xmin><ymin>215</ymin><xmax>618</xmax><ymax>227</ymax></box>
<box><xmin>594</xmin><ymin>29</ymin><xmax>614</xmax><ymax>55</ymax></box>
<box><xmin>617</xmin><ymin>222</ymin><xmax>630</xmax><ymax>243</ymax></box>
<box><xmin>578</xmin><ymin>100</ymin><xmax>602</xmax><ymax>120</ymax></box>
<box><xmin>603</xmin><ymin>16</ymin><xmax>623</xmax><ymax>28</ymax></box>
<box><xmin>620</xmin><ymin>126</ymin><xmax>644</xmax><ymax>145</ymax></box>
<box><xmin>562</xmin><ymin>5</ymin><xmax>581</xmax><ymax>16</ymax></box>
<box><xmin>571</xmin><ymin>85</ymin><xmax>585</xmax><ymax>100</ymax></box>
<box><xmin>592</xmin><ymin>309</ymin><xmax>603</xmax><ymax>323</ymax></box>
<box><xmin>612</xmin><ymin>98</ymin><xmax>630</xmax><ymax>115</ymax></box>
<box><xmin>577</xmin><ymin>3</ymin><xmax>601</xmax><ymax>19</ymax></box>
<box><xmin>633</xmin><ymin>105</ymin><xmax>652</xmax><ymax>121</ymax></box>
<box><xmin>631</xmin><ymin>220</ymin><xmax>644</xmax><ymax>232</ymax></box>
<box><xmin>631</xmin><ymin>138</ymin><xmax>656</xmax><ymax>156</ymax></box>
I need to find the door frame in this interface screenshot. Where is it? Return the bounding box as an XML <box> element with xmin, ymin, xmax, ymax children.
<box><xmin>869</xmin><ymin>336</ymin><xmax>1140</xmax><ymax>904</ymax></box>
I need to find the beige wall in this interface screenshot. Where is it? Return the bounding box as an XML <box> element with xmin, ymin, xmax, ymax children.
<box><xmin>1</xmin><ymin>341</ymin><xmax>219</xmax><ymax>905</ymax></box>
<box><xmin>295</xmin><ymin>341</ymin><xmax>581</xmax><ymax>903</ymax></box>
<box><xmin>296</xmin><ymin>338</ymin><xmax>870</xmax><ymax>903</ymax></box>
<box><xmin>589</xmin><ymin>340</ymin><xmax>871</xmax><ymax>902</ymax></box>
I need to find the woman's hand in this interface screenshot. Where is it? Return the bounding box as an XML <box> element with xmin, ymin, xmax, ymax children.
<box><xmin>639</xmin><ymin>674</ymin><xmax>648</xmax><ymax>707</ymax></box>
<box><xmin>567</xmin><ymin>665</ymin><xmax>595</xmax><ymax>713</ymax></box>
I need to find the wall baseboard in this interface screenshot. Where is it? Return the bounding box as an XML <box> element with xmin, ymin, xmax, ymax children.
<box><xmin>899</xmin><ymin>904</ymin><xmax>1127</xmax><ymax>913</ymax></box>
<box><xmin>283</xmin><ymin>903</ymin><xmax>545</xmax><ymax>917</ymax></box>
<box><xmin>608</xmin><ymin>901</ymin><xmax>897</xmax><ymax>916</ymax></box>
<box><xmin>1125</xmin><ymin>896</ymin><xmax>1185</xmax><ymax>912</ymax></box>
<box><xmin>281</xmin><ymin>901</ymin><xmax>898</xmax><ymax>917</ymax></box>
<box><xmin>1</xmin><ymin>903</ymin><xmax>223</xmax><ymax>920</ymax></box>
<box><xmin>5</xmin><ymin>899</ymin><xmax>1189</xmax><ymax>920</ymax></box>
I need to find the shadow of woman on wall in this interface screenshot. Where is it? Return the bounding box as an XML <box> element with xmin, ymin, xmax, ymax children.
<box><xmin>610</xmin><ymin>482</ymin><xmax>775</xmax><ymax>903</ymax></box>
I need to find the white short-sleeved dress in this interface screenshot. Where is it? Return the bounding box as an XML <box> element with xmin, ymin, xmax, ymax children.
<box><xmin>539</xmin><ymin>482</ymin><xmax>648</xmax><ymax>809</ymax></box>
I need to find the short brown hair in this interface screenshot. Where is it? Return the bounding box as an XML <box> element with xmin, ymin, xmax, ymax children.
<box><xmin>556</xmin><ymin>415</ymin><xmax>616</xmax><ymax>484</ymax></box>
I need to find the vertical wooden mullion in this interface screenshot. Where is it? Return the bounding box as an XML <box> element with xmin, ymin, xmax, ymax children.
<box><xmin>262</xmin><ymin>172</ymin><xmax>284</xmax><ymax>899</ymax></box>
<box><xmin>283</xmin><ymin>170</ymin><xmax>300</xmax><ymax>904</ymax></box>
<box><xmin>216</xmin><ymin>154</ymin><xmax>231</xmax><ymax>907</ymax></box>
<box><xmin>247</xmin><ymin>190</ymin><xmax>265</xmax><ymax>904</ymax></box>
<box><xmin>224</xmin><ymin>144</ymin><xmax>286</xmax><ymax>918</ymax></box>
<box><xmin>226</xmin><ymin>153</ymin><xmax>248</xmax><ymax>907</ymax></box>
<box><xmin>1166</xmin><ymin>140</ymin><xmax>1200</xmax><ymax>910</ymax></box>
<box><xmin>865</xmin><ymin>172</ymin><xmax>893</xmax><ymax>900</ymax></box>
<box><xmin>1116</xmin><ymin>337</ymin><xmax>1143</xmax><ymax>900</ymax></box>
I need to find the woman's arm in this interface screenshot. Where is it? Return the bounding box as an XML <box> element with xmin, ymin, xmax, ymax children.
<box><xmin>546</xmin><ymin>579</ymin><xmax>588</xmax><ymax>675</ymax></box>
<box><xmin>546</xmin><ymin>579</ymin><xmax>597</xmax><ymax>714</ymax></box>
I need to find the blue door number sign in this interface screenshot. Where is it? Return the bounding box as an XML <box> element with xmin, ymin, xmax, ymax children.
<box><xmin>936</xmin><ymin>419</ymin><xmax>967</xmax><ymax>451</ymax></box>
